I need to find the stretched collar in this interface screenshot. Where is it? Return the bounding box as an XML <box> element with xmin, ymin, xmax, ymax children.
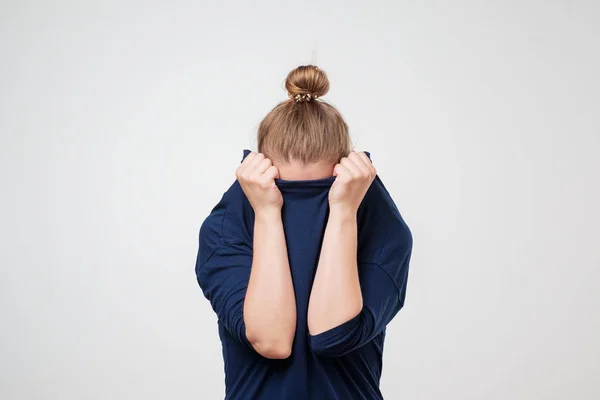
<box><xmin>240</xmin><ymin>149</ymin><xmax>371</xmax><ymax>191</ymax></box>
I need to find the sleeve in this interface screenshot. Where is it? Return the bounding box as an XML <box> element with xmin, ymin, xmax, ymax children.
<box><xmin>194</xmin><ymin>186</ymin><xmax>256</xmax><ymax>351</ymax></box>
<box><xmin>195</xmin><ymin>238</ymin><xmax>254</xmax><ymax>350</ymax></box>
<box><xmin>309</xmin><ymin>220</ymin><xmax>412</xmax><ymax>358</ymax></box>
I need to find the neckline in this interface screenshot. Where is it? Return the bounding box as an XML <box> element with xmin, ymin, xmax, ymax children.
<box><xmin>274</xmin><ymin>176</ymin><xmax>336</xmax><ymax>187</ymax></box>
<box><xmin>240</xmin><ymin>149</ymin><xmax>371</xmax><ymax>189</ymax></box>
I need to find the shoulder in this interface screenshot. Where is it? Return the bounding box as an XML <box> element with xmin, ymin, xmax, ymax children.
<box><xmin>358</xmin><ymin>175</ymin><xmax>413</xmax><ymax>273</ymax></box>
<box><xmin>198</xmin><ymin>180</ymin><xmax>254</xmax><ymax>257</ymax></box>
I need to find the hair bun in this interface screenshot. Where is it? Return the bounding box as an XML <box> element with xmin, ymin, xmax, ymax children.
<box><xmin>285</xmin><ymin>65</ymin><xmax>330</xmax><ymax>102</ymax></box>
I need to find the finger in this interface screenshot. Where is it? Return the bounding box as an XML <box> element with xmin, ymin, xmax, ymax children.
<box><xmin>348</xmin><ymin>151</ymin><xmax>370</xmax><ymax>172</ymax></box>
<box><xmin>240</xmin><ymin>151</ymin><xmax>257</xmax><ymax>168</ymax></box>
<box><xmin>263</xmin><ymin>165</ymin><xmax>280</xmax><ymax>181</ymax></box>
<box><xmin>247</xmin><ymin>152</ymin><xmax>265</xmax><ymax>171</ymax></box>
<box><xmin>238</xmin><ymin>152</ymin><xmax>258</xmax><ymax>178</ymax></box>
<box><xmin>340</xmin><ymin>155</ymin><xmax>362</xmax><ymax>178</ymax></box>
<box><xmin>333</xmin><ymin>163</ymin><xmax>341</xmax><ymax>176</ymax></box>
<box><xmin>333</xmin><ymin>163</ymin><xmax>351</xmax><ymax>180</ymax></box>
<box><xmin>254</xmin><ymin>158</ymin><xmax>273</xmax><ymax>175</ymax></box>
<box><xmin>356</xmin><ymin>152</ymin><xmax>376</xmax><ymax>176</ymax></box>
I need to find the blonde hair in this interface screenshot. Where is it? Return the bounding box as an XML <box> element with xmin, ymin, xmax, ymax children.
<box><xmin>257</xmin><ymin>65</ymin><xmax>351</xmax><ymax>164</ymax></box>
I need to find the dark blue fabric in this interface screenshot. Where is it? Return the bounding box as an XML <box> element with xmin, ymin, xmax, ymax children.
<box><xmin>195</xmin><ymin>149</ymin><xmax>413</xmax><ymax>400</ymax></box>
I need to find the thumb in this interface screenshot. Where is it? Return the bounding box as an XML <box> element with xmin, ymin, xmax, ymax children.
<box><xmin>333</xmin><ymin>163</ymin><xmax>343</xmax><ymax>177</ymax></box>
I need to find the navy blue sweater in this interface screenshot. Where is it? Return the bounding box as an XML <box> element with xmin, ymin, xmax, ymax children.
<box><xmin>195</xmin><ymin>150</ymin><xmax>412</xmax><ymax>400</ymax></box>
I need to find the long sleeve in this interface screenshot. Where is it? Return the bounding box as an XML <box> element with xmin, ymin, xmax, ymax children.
<box><xmin>196</xmin><ymin>238</ymin><xmax>255</xmax><ymax>350</ymax></box>
<box><xmin>309</xmin><ymin>195</ymin><xmax>413</xmax><ymax>358</ymax></box>
<box><xmin>308</xmin><ymin>260</ymin><xmax>410</xmax><ymax>357</ymax></box>
<box><xmin>194</xmin><ymin>181</ymin><xmax>256</xmax><ymax>350</ymax></box>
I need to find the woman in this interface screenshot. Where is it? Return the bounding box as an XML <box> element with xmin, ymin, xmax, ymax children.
<box><xmin>195</xmin><ymin>65</ymin><xmax>412</xmax><ymax>400</ymax></box>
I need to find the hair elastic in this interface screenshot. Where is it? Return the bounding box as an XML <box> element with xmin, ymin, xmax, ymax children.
<box><xmin>290</xmin><ymin>93</ymin><xmax>318</xmax><ymax>103</ymax></box>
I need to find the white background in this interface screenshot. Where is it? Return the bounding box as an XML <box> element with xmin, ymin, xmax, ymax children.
<box><xmin>1</xmin><ymin>0</ymin><xmax>599</xmax><ymax>399</ymax></box>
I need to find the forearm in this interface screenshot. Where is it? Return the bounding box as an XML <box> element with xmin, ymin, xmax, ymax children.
<box><xmin>244</xmin><ymin>208</ymin><xmax>296</xmax><ymax>358</ymax></box>
<box><xmin>307</xmin><ymin>207</ymin><xmax>363</xmax><ymax>336</ymax></box>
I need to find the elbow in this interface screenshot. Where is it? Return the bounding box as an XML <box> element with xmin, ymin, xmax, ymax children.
<box><xmin>246</xmin><ymin>330</ymin><xmax>293</xmax><ymax>360</ymax></box>
<box><xmin>249</xmin><ymin>339</ymin><xmax>293</xmax><ymax>359</ymax></box>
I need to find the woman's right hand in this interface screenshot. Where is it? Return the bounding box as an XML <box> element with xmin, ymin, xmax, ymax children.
<box><xmin>236</xmin><ymin>152</ymin><xmax>283</xmax><ymax>213</ymax></box>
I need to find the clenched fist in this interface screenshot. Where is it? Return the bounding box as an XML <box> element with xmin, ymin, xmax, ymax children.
<box><xmin>329</xmin><ymin>151</ymin><xmax>377</xmax><ymax>213</ymax></box>
<box><xmin>236</xmin><ymin>152</ymin><xmax>283</xmax><ymax>213</ymax></box>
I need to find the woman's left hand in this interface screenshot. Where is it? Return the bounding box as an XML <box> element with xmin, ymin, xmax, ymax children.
<box><xmin>328</xmin><ymin>151</ymin><xmax>377</xmax><ymax>214</ymax></box>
